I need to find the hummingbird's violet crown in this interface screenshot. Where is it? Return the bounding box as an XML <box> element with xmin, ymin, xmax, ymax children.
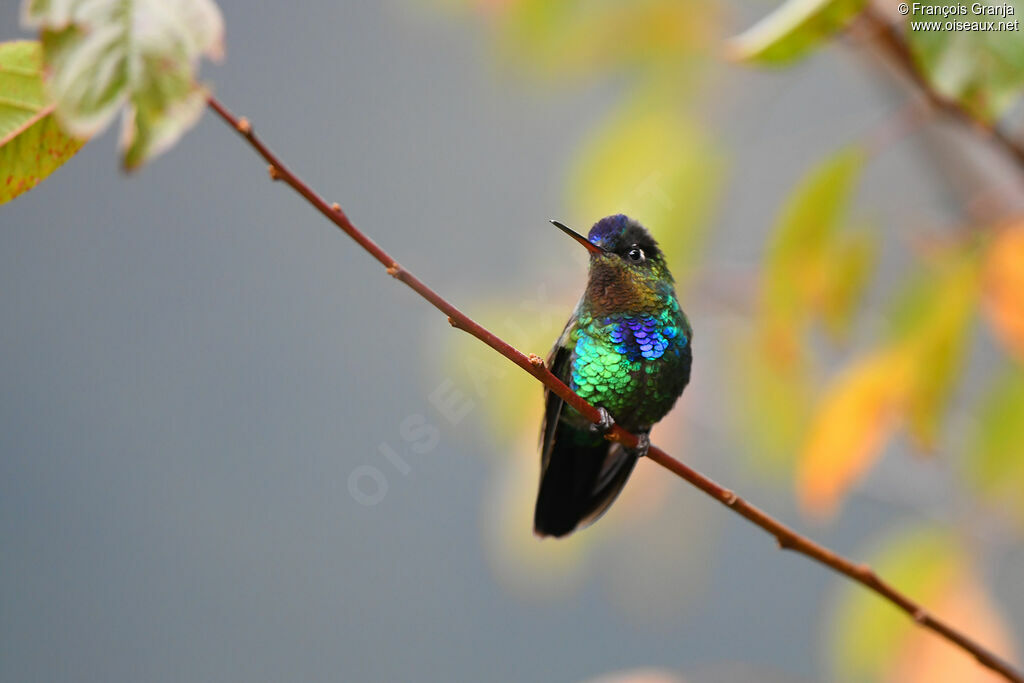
<box><xmin>587</xmin><ymin>214</ymin><xmax>660</xmax><ymax>254</ymax></box>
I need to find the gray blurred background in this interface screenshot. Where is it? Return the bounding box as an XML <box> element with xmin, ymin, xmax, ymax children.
<box><xmin>2</xmin><ymin>2</ymin><xmax>1022</xmax><ymax>682</ymax></box>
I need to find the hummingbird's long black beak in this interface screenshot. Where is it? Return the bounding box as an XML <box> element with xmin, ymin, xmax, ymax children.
<box><xmin>550</xmin><ymin>220</ymin><xmax>606</xmax><ymax>255</ymax></box>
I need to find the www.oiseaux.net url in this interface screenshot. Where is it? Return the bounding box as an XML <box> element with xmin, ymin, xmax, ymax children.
<box><xmin>898</xmin><ymin>2</ymin><xmax>1020</xmax><ymax>31</ymax></box>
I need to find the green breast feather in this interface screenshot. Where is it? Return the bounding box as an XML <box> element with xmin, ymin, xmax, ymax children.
<box><xmin>568</xmin><ymin>303</ymin><xmax>691</xmax><ymax>431</ymax></box>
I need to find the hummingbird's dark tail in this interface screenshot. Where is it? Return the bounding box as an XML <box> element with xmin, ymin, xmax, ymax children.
<box><xmin>533</xmin><ymin>422</ymin><xmax>638</xmax><ymax>538</ymax></box>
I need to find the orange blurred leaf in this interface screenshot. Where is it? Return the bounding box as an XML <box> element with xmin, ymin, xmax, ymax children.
<box><xmin>796</xmin><ymin>348</ymin><xmax>912</xmax><ymax>517</ymax></box>
<box><xmin>982</xmin><ymin>221</ymin><xmax>1024</xmax><ymax>363</ymax></box>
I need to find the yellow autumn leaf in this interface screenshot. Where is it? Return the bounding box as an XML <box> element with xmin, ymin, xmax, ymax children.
<box><xmin>982</xmin><ymin>221</ymin><xmax>1024</xmax><ymax>363</ymax></box>
<box><xmin>796</xmin><ymin>347</ymin><xmax>913</xmax><ymax>517</ymax></box>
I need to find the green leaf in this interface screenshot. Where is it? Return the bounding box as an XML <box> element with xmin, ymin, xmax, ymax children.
<box><xmin>767</xmin><ymin>148</ymin><xmax>863</xmax><ymax>259</ymax></box>
<box><xmin>0</xmin><ymin>40</ymin><xmax>86</xmax><ymax>205</ymax></box>
<box><xmin>821</xmin><ymin>229</ymin><xmax>876</xmax><ymax>340</ymax></box>
<box><xmin>760</xmin><ymin>146</ymin><xmax>868</xmax><ymax>348</ymax></box>
<box><xmin>886</xmin><ymin>252</ymin><xmax>979</xmax><ymax>449</ymax></box>
<box><xmin>22</xmin><ymin>0</ymin><xmax>224</xmax><ymax>169</ymax></box>
<box><xmin>567</xmin><ymin>91</ymin><xmax>725</xmax><ymax>285</ymax></box>
<box><xmin>727</xmin><ymin>0</ymin><xmax>867</xmax><ymax>65</ymax></box>
<box><xmin>965</xmin><ymin>367</ymin><xmax>1024</xmax><ymax>526</ymax></box>
<box><xmin>906</xmin><ymin>277</ymin><xmax>976</xmax><ymax>450</ymax></box>
<box><xmin>907</xmin><ymin>0</ymin><xmax>1024</xmax><ymax>121</ymax></box>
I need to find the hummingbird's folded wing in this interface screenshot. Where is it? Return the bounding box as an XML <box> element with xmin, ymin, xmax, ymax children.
<box><xmin>539</xmin><ymin>318</ymin><xmax>576</xmax><ymax>471</ymax></box>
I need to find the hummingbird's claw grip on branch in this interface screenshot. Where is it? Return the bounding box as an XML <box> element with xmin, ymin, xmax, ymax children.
<box><xmin>589</xmin><ymin>407</ymin><xmax>615</xmax><ymax>436</ymax></box>
<box><xmin>629</xmin><ymin>433</ymin><xmax>651</xmax><ymax>459</ymax></box>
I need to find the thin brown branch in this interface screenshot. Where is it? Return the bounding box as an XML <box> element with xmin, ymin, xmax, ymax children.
<box><xmin>855</xmin><ymin>5</ymin><xmax>1024</xmax><ymax>174</ymax></box>
<box><xmin>205</xmin><ymin>95</ymin><xmax>1024</xmax><ymax>683</ymax></box>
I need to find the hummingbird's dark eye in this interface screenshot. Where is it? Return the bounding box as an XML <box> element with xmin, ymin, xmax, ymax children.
<box><xmin>626</xmin><ymin>246</ymin><xmax>645</xmax><ymax>262</ymax></box>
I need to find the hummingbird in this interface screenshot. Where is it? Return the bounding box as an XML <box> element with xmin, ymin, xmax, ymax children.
<box><xmin>535</xmin><ymin>214</ymin><xmax>692</xmax><ymax>538</ymax></box>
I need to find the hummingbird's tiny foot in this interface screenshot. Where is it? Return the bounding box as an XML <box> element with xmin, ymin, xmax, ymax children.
<box><xmin>628</xmin><ymin>433</ymin><xmax>651</xmax><ymax>458</ymax></box>
<box><xmin>589</xmin><ymin>407</ymin><xmax>615</xmax><ymax>436</ymax></box>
